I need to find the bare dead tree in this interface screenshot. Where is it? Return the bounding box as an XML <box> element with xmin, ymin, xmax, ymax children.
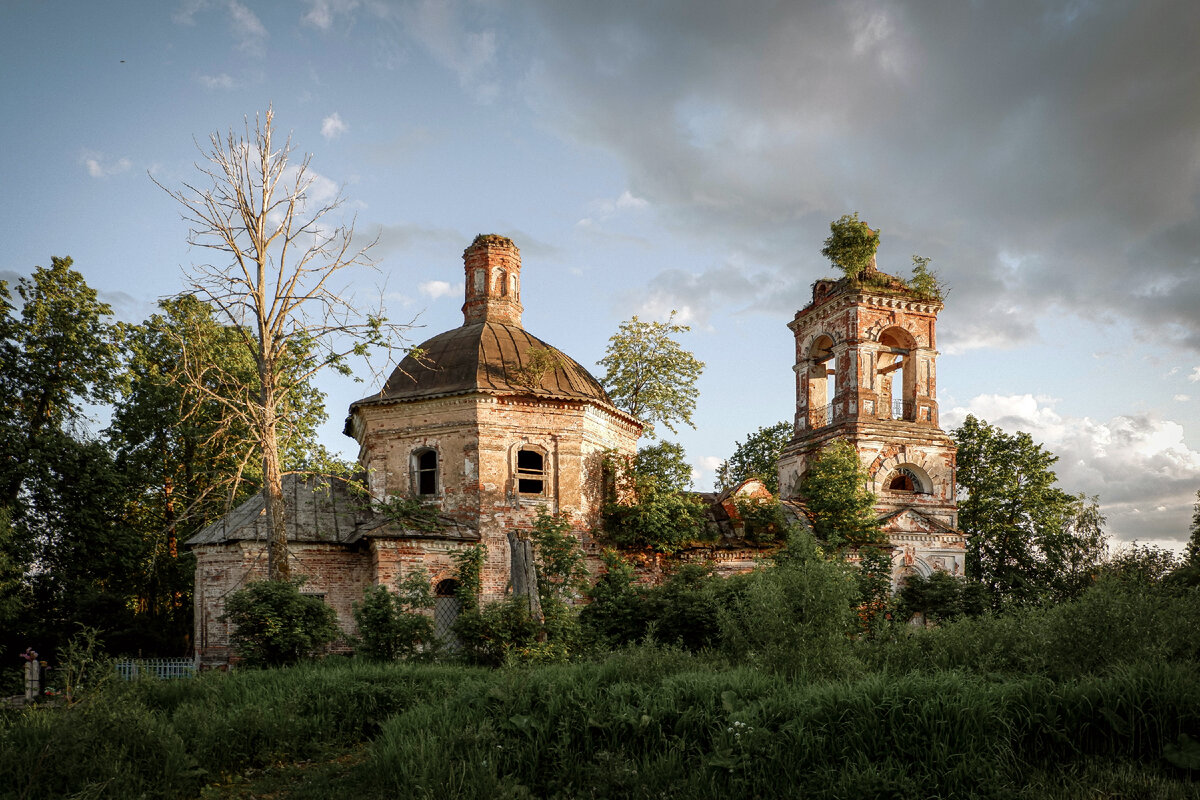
<box><xmin>154</xmin><ymin>107</ymin><xmax>411</xmax><ymax>581</ymax></box>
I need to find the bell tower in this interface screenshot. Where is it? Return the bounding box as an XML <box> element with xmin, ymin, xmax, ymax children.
<box><xmin>777</xmin><ymin>243</ymin><xmax>965</xmax><ymax>581</ymax></box>
<box><xmin>462</xmin><ymin>234</ymin><xmax>523</xmax><ymax>327</ymax></box>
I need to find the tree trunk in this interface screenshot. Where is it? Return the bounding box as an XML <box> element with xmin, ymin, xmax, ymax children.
<box><xmin>507</xmin><ymin>531</ymin><xmax>543</xmax><ymax>628</ymax></box>
<box><xmin>262</xmin><ymin>416</ymin><xmax>289</xmax><ymax>582</ymax></box>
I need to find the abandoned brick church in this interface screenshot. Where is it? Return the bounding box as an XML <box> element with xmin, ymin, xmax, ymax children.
<box><xmin>188</xmin><ymin>234</ymin><xmax>965</xmax><ymax>665</ymax></box>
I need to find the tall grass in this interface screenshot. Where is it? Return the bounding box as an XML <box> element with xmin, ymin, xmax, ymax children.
<box><xmin>2</xmin><ymin>582</ymin><xmax>1198</xmax><ymax>799</ymax></box>
<box><xmin>362</xmin><ymin>661</ymin><xmax>1200</xmax><ymax>798</ymax></box>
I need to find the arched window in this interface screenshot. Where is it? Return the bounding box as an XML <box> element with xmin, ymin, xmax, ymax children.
<box><xmin>886</xmin><ymin>467</ymin><xmax>928</xmax><ymax>494</ymax></box>
<box><xmin>497</xmin><ymin>268</ymin><xmax>508</xmax><ymax>296</ymax></box>
<box><xmin>411</xmin><ymin>448</ymin><xmax>439</xmax><ymax>496</ymax></box>
<box><xmin>516</xmin><ymin>448</ymin><xmax>546</xmax><ymax>495</ymax></box>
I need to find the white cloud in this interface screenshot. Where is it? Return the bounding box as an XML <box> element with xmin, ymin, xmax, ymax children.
<box><xmin>301</xmin><ymin>0</ymin><xmax>361</xmax><ymax>30</ymax></box>
<box><xmin>520</xmin><ymin>1</ymin><xmax>1200</xmax><ymax>352</ymax></box>
<box><xmin>946</xmin><ymin>394</ymin><xmax>1200</xmax><ymax>547</ymax></box>
<box><xmin>321</xmin><ymin>112</ymin><xmax>348</xmax><ymax>140</ymax></box>
<box><xmin>1189</xmin><ymin>366</ymin><xmax>1200</xmax><ymax>382</ymax></box>
<box><xmin>172</xmin><ymin>0</ymin><xmax>208</xmax><ymax>25</ymax></box>
<box><xmin>402</xmin><ymin>0</ymin><xmax>498</xmax><ymax>99</ymax></box>
<box><xmin>578</xmin><ymin>190</ymin><xmax>650</xmax><ymax>227</ymax></box>
<box><xmin>418</xmin><ymin>280</ymin><xmax>461</xmax><ymax>299</ymax></box>
<box><xmin>228</xmin><ymin>0</ymin><xmax>268</xmax><ymax>56</ymax></box>
<box><xmin>1175</xmin><ymin>394</ymin><xmax>1191</xmax><ymax>402</ymax></box>
<box><xmin>81</xmin><ymin>152</ymin><xmax>131</xmax><ymax>178</ymax></box>
<box><xmin>198</xmin><ymin>73</ymin><xmax>236</xmax><ymax>90</ymax></box>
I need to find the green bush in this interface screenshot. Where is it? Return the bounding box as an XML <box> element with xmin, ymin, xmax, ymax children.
<box><xmin>452</xmin><ymin>597</ymin><xmax>542</xmax><ymax>667</ymax></box>
<box><xmin>601</xmin><ymin>448</ymin><xmax>710</xmax><ymax>553</ymax></box>
<box><xmin>222</xmin><ymin>579</ymin><xmax>340</xmax><ymax>668</ymax></box>
<box><xmin>603</xmin><ymin>484</ymin><xmax>709</xmax><ymax>553</ymax></box>
<box><xmin>731</xmin><ymin>496</ymin><xmax>788</xmax><ymax>544</ymax></box>
<box><xmin>717</xmin><ymin>530</ymin><xmax>859</xmax><ymax>677</ymax></box>
<box><xmin>581</xmin><ymin>549</ymin><xmax>652</xmax><ymax>647</ymax></box>
<box><xmin>352</xmin><ymin>573</ymin><xmax>437</xmax><ymax>662</ymax></box>
<box><xmin>895</xmin><ymin>570</ymin><xmax>989</xmax><ymax>624</ymax></box>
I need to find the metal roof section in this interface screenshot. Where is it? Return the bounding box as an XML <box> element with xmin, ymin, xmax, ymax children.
<box><xmin>350</xmin><ymin>321</ymin><xmax>618</xmax><ymax>408</ymax></box>
<box><xmin>185</xmin><ymin>473</ymin><xmax>478</xmax><ymax>547</ymax></box>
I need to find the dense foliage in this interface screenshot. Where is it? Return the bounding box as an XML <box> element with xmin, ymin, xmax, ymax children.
<box><xmin>0</xmin><ymin>259</ymin><xmax>336</xmax><ymax>663</ymax></box>
<box><xmin>599</xmin><ymin>312</ymin><xmax>705</xmax><ymax>437</ymax></box>
<box><xmin>352</xmin><ymin>574</ymin><xmax>436</xmax><ymax>662</ymax></box>
<box><xmin>716</xmin><ymin>420</ymin><xmax>792</xmax><ymax>494</ymax></box>
<box><xmin>799</xmin><ymin>440</ymin><xmax>882</xmax><ymax>548</ymax></box>
<box><xmin>821</xmin><ymin>212</ymin><xmax>880</xmax><ymax>279</ymax></box>
<box><xmin>601</xmin><ymin>446</ymin><xmax>709</xmax><ymax>553</ymax></box>
<box><xmin>4</xmin><ymin>577</ymin><xmax>1199</xmax><ymax>799</ymax></box>
<box><xmin>953</xmin><ymin>415</ymin><xmax>1108</xmax><ymax>608</ymax></box>
<box><xmin>221</xmin><ymin>580</ymin><xmax>340</xmax><ymax>668</ymax></box>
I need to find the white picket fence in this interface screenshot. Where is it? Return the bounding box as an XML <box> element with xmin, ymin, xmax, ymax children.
<box><xmin>114</xmin><ymin>658</ymin><xmax>197</xmax><ymax>681</ymax></box>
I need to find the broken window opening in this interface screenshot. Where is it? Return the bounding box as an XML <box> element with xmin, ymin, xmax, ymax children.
<box><xmin>805</xmin><ymin>334</ymin><xmax>837</xmax><ymax>428</ymax></box>
<box><xmin>879</xmin><ymin>328</ymin><xmax>917</xmax><ymax>421</ymax></box>
<box><xmin>411</xmin><ymin>448</ymin><xmax>439</xmax><ymax>496</ymax></box>
<box><xmin>517</xmin><ymin>448</ymin><xmax>546</xmax><ymax>495</ymax></box>
<box><xmin>886</xmin><ymin>467</ymin><xmax>927</xmax><ymax>494</ymax></box>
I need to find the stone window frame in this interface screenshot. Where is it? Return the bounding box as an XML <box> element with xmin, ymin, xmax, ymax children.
<box><xmin>514</xmin><ymin>444</ymin><xmax>551</xmax><ymax>499</ymax></box>
<box><xmin>410</xmin><ymin>446</ymin><xmax>440</xmax><ymax>497</ymax></box>
<box><xmin>884</xmin><ymin>465</ymin><xmax>931</xmax><ymax>495</ymax></box>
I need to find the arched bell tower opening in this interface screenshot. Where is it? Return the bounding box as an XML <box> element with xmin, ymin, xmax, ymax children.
<box><xmin>777</xmin><ymin>225</ymin><xmax>965</xmax><ymax>585</ymax></box>
<box><xmin>878</xmin><ymin>326</ymin><xmax>917</xmax><ymax>422</ymax></box>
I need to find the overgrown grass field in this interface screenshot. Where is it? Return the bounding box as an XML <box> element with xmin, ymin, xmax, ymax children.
<box><xmin>4</xmin><ymin>580</ymin><xmax>1200</xmax><ymax>799</ymax></box>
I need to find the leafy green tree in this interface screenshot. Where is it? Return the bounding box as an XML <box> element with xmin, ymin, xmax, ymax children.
<box><xmin>0</xmin><ymin>257</ymin><xmax>122</xmax><ymax>508</ymax></box>
<box><xmin>0</xmin><ymin>507</ymin><xmax>29</xmax><ymax>642</ymax></box>
<box><xmin>108</xmin><ymin>296</ymin><xmax>329</xmax><ymax>647</ymax></box>
<box><xmin>599</xmin><ymin>312</ymin><xmax>705</xmax><ymax>438</ymax></box>
<box><xmin>222</xmin><ymin>579</ymin><xmax>340</xmax><ymax>667</ymax></box>
<box><xmin>602</xmin><ymin>449</ymin><xmax>708</xmax><ymax>554</ymax></box>
<box><xmin>603</xmin><ymin>487</ymin><xmax>708</xmax><ymax>554</ymax></box>
<box><xmin>529</xmin><ymin>507</ymin><xmax>589</xmax><ymax>652</ymax></box>
<box><xmin>633</xmin><ymin>440</ymin><xmax>693</xmax><ymax>492</ymax></box>
<box><xmin>155</xmin><ymin>108</ymin><xmax>410</xmax><ymax>581</ymax></box>
<box><xmin>1101</xmin><ymin>543</ymin><xmax>1179</xmax><ymax>586</ymax></box>
<box><xmin>716</xmin><ymin>421</ymin><xmax>792</xmax><ymax>493</ymax></box>
<box><xmin>821</xmin><ymin>213</ymin><xmax>880</xmax><ymax>280</ymax></box>
<box><xmin>0</xmin><ymin>259</ymin><xmax>128</xmax><ymax>657</ymax></box>
<box><xmin>717</xmin><ymin>528</ymin><xmax>859</xmax><ymax>676</ymax></box>
<box><xmin>1169</xmin><ymin>492</ymin><xmax>1200</xmax><ymax>588</ymax></box>
<box><xmin>952</xmin><ymin>415</ymin><xmax>1108</xmax><ymax>608</ymax></box>
<box><xmin>22</xmin><ymin>434</ymin><xmax>149</xmax><ymax>653</ymax></box>
<box><xmin>799</xmin><ymin>440</ymin><xmax>881</xmax><ymax>548</ymax></box>
<box><xmin>580</xmin><ymin>549</ymin><xmax>649</xmax><ymax>647</ymax></box>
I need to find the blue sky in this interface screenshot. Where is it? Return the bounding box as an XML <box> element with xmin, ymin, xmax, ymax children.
<box><xmin>3</xmin><ymin>0</ymin><xmax>1199</xmax><ymax>551</ymax></box>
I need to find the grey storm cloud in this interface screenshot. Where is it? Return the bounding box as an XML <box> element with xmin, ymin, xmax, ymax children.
<box><xmin>512</xmin><ymin>0</ymin><xmax>1200</xmax><ymax>351</ymax></box>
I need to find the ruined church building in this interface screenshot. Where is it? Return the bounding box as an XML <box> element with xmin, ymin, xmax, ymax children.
<box><xmin>189</xmin><ymin>233</ymin><xmax>965</xmax><ymax>665</ymax></box>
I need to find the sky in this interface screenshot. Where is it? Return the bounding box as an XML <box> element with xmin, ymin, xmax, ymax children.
<box><xmin>2</xmin><ymin>0</ymin><xmax>1199</xmax><ymax>553</ymax></box>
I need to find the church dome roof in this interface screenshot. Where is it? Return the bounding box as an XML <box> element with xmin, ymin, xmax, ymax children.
<box><xmin>350</xmin><ymin>321</ymin><xmax>614</xmax><ymax>408</ymax></box>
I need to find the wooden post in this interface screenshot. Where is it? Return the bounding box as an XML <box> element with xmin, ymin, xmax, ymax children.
<box><xmin>507</xmin><ymin>531</ymin><xmax>544</xmax><ymax>630</ymax></box>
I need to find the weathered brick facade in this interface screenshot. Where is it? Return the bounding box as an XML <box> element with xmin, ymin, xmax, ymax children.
<box><xmin>777</xmin><ymin>265</ymin><xmax>966</xmax><ymax>583</ymax></box>
<box><xmin>189</xmin><ymin>233</ymin><xmax>967</xmax><ymax>666</ymax></box>
<box><xmin>189</xmin><ymin>236</ymin><xmax>640</xmax><ymax>665</ymax></box>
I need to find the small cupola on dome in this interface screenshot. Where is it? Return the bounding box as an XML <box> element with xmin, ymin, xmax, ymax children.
<box><xmin>462</xmin><ymin>234</ymin><xmax>523</xmax><ymax>327</ymax></box>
